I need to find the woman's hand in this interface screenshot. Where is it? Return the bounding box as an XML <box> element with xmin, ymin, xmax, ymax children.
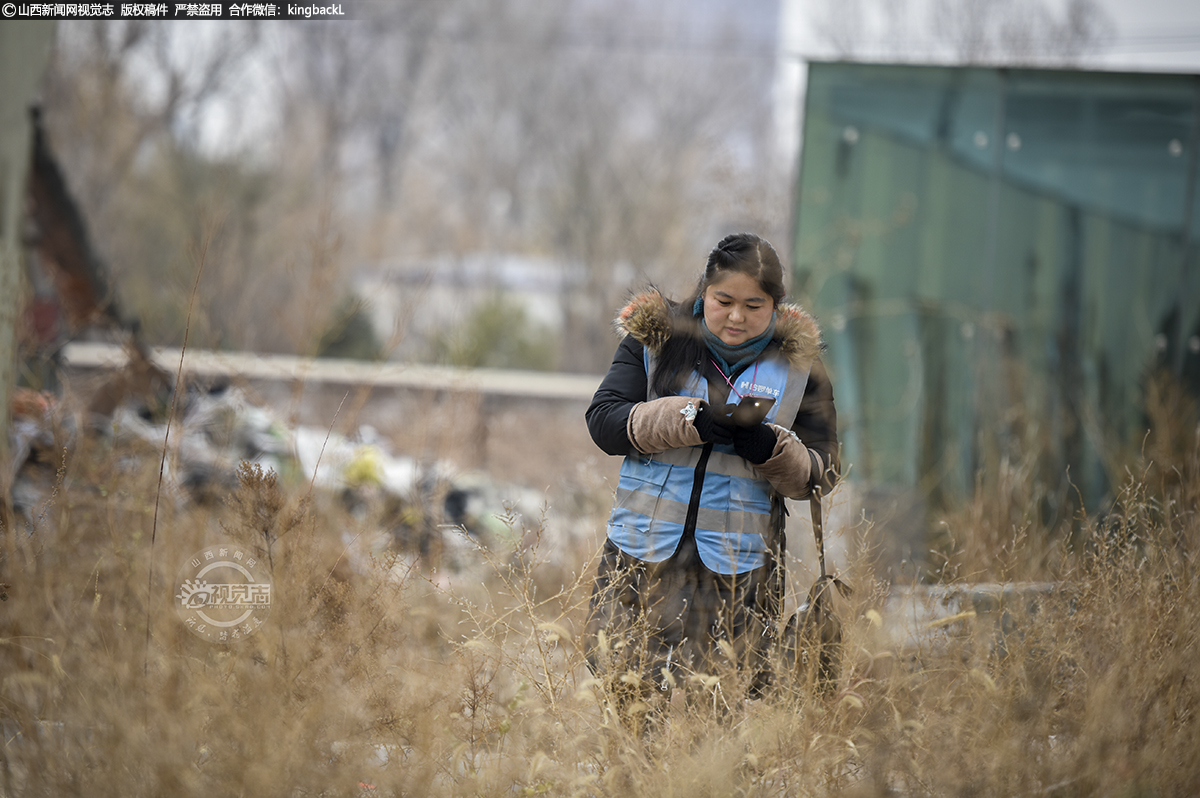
<box><xmin>693</xmin><ymin>402</ymin><xmax>734</xmax><ymax>446</ymax></box>
<box><xmin>732</xmin><ymin>423</ymin><xmax>778</xmax><ymax>464</ymax></box>
<box><xmin>742</xmin><ymin>424</ymin><xmax>822</xmax><ymax>499</ymax></box>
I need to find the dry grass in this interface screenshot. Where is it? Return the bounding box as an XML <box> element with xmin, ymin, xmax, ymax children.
<box><xmin>3</xmin><ymin>384</ymin><xmax>1200</xmax><ymax>797</ymax></box>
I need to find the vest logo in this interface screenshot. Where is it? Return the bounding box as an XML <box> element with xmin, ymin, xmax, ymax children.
<box><xmin>737</xmin><ymin>381</ymin><xmax>782</xmax><ymax>399</ymax></box>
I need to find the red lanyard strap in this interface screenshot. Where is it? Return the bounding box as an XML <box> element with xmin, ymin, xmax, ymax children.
<box><xmin>709</xmin><ymin>358</ymin><xmax>760</xmax><ymax>399</ymax></box>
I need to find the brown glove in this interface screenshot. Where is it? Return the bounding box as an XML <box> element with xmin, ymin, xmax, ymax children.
<box><xmin>627</xmin><ymin>396</ymin><xmax>706</xmax><ymax>454</ymax></box>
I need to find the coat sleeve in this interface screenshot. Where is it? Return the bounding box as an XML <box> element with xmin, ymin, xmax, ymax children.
<box><xmin>585</xmin><ymin>336</ymin><xmax>648</xmax><ymax>457</ymax></box>
<box><xmin>791</xmin><ymin>356</ymin><xmax>840</xmax><ymax>493</ymax></box>
<box><xmin>750</xmin><ymin>355</ymin><xmax>840</xmax><ymax>499</ymax></box>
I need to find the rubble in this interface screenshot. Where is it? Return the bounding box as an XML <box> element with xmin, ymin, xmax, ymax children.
<box><xmin>9</xmin><ymin>387</ymin><xmax>71</xmax><ymax>528</ymax></box>
<box><xmin>878</xmin><ymin>581</ymin><xmax>1064</xmax><ymax>660</ymax></box>
<box><xmin>8</xmin><ymin>377</ymin><xmax>557</xmax><ymax>572</ymax></box>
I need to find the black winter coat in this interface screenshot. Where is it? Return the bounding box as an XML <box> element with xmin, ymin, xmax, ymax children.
<box><xmin>585</xmin><ymin>290</ymin><xmax>840</xmax><ymax>494</ymax></box>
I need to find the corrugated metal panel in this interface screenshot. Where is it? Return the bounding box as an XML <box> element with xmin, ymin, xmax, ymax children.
<box><xmin>792</xmin><ymin>62</ymin><xmax>1200</xmax><ymax>510</ymax></box>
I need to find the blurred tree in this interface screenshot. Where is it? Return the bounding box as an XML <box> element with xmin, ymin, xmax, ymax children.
<box><xmin>316</xmin><ymin>295</ymin><xmax>384</xmax><ymax>361</ymax></box>
<box><xmin>273</xmin><ymin>7</ymin><xmax>444</xmax><ymax>197</ymax></box>
<box><xmin>428</xmin><ymin>294</ymin><xmax>555</xmax><ymax>371</ymax></box>
<box><xmin>43</xmin><ymin>22</ymin><xmax>257</xmax><ymax>211</ymax></box>
<box><xmin>812</xmin><ymin>0</ymin><xmax>1114</xmax><ymax>66</ymax></box>
<box><xmin>40</xmin><ymin>21</ymin><xmax>358</xmax><ymax>355</ymax></box>
<box><xmin>402</xmin><ymin>0</ymin><xmax>786</xmax><ymax>371</ymax></box>
<box><xmin>38</xmin><ymin>1</ymin><xmax>792</xmax><ymax>372</ymax></box>
<box><xmin>932</xmin><ymin>0</ymin><xmax>1113</xmax><ymax>65</ymax></box>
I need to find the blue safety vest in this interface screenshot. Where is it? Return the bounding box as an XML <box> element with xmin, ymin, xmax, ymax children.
<box><xmin>605</xmin><ymin>346</ymin><xmax>812</xmax><ymax>574</ymax></box>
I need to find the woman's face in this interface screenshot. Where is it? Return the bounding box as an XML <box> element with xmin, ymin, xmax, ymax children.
<box><xmin>702</xmin><ymin>271</ymin><xmax>775</xmax><ymax>347</ymax></box>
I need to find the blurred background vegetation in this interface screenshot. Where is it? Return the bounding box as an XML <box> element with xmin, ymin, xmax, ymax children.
<box><xmin>36</xmin><ymin>2</ymin><xmax>790</xmax><ymax>373</ymax></box>
<box><xmin>31</xmin><ymin>0</ymin><xmax>1126</xmax><ymax>374</ymax></box>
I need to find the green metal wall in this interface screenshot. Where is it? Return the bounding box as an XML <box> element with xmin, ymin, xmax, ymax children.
<box><xmin>792</xmin><ymin>62</ymin><xmax>1200</xmax><ymax>508</ymax></box>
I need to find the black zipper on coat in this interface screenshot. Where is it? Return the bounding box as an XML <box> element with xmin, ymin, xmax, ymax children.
<box><xmin>682</xmin><ymin>442</ymin><xmax>714</xmax><ymax>539</ymax></box>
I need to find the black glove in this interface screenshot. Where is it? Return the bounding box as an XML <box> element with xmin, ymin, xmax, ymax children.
<box><xmin>733</xmin><ymin>423</ymin><xmax>777</xmax><ymax>464</ymax></box>
<box><xmin>693</xmin><ymin>402</ymin><xmax>734</xmax><ymax>446</ymax></box>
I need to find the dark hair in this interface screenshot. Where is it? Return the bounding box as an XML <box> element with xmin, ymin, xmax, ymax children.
<box><xmin>649</xmin><ymin>233</ymin><xmax>786</xmax><ymax>398</ymax></box>
<box><xmin>695</xmin><ymin>233</ymin><xmax>786</xmax><ymax>308</ymax></box>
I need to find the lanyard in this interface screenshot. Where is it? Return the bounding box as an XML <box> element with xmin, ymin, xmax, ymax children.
<box><xmin>709</xmin><ymin>358</ymin><xmax>760</xmax><ymax>400</ymax></box>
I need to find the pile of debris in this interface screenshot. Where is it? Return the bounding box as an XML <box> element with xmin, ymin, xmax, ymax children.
<box><xmin>8</xmin><ymin>371</ymin><xmax>551</xmax><ymax>571</ymax></box>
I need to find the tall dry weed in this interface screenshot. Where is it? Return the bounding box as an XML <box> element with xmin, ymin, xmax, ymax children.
<box><xmin>2</xmin><ymin>376</ymin><xmax>1199</xmax><ymax>796</ymax></box>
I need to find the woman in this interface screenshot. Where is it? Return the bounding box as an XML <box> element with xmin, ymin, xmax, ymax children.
<box><xmin>584</xmin><ymin>233</ymin><xmax>838</xmax><ymax>716</ymax></box>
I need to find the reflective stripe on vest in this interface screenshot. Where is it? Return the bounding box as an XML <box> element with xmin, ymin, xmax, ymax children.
<box><xmin>605</xmin><ymin>347</ymin><xmax>813</xmax><ymax>574</ymax></box>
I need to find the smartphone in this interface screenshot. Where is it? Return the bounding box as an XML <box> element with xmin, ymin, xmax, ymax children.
<box><xmin>729</xmin><ymin>395</ymin><xmax>775</xmax><ymax>427</ymax></box>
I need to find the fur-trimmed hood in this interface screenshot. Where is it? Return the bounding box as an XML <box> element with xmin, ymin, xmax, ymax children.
<box><xmin>614</xmin><ymin>288</ymin><xmax>823</xmax><ymax>370</ymax></box>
